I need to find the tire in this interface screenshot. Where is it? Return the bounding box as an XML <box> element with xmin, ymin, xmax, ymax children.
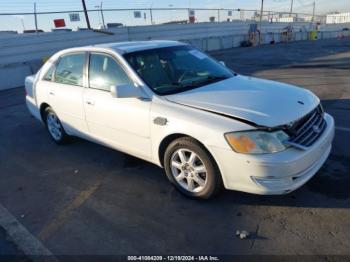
<box><xmin>164</xmin><ymin>137</ymin><xmax>223</xmax><ymax>199</ymax></box>
<box><xmin>44</xmin><ymin>107</ymin><xmax>70</xmax><ymax>144</ymax></box>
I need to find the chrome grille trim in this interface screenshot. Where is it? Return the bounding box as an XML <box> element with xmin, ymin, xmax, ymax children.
<box><xmin>287</xmin><ymin>104</ymin><xmax>326</xmax><ymax>149</ymax></box>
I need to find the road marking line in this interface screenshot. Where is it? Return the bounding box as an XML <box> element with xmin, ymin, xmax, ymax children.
<box><xmin>0</xmin><ymin>204</ymin><xmax>58</xmax><ymax>261</ymax></box>
<box><xmin>335</xmin><ymin>126</ymin><xmax>350</xmax><ymax>132</ymax></box>
<box><xmin>38</xmin><ymin>181</ymin><xmax>101</xmax><ymax>241</ymax></box>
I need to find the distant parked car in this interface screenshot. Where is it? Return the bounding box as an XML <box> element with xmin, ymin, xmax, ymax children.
<box><xmin>51</xmin><ymin>28</ymin><xmax>72</xmax><ymax>32</ymax></box>
<box><xmin>23</xmin><ymin>29</ymin><xmax>44</xmax><ymax>33</ymax></box>
<box><xmin>25</xmin><ymin>41</ymin><xmax>334</xmax><ymax>199</ymax></box>
<box><xmin>107</xmin><ymin>23</ymin><xmax>123</xmax><ymax>28</ymax></box>
<box><xmin>77</xmin><ymin>27</ymin><xmax>90</xmax><ymax>31</ymax></box>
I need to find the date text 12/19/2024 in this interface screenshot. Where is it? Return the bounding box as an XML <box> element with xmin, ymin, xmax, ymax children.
<box><xmin>127</xmin><ymin>256</ymin><xmax>220</xmax><ymax>261</ymax></box>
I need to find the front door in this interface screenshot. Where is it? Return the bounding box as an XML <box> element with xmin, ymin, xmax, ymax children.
<box><xmin>83</xmin><ymin>52</ymin><xmax>152</xmax><ymax>159</ymax></box>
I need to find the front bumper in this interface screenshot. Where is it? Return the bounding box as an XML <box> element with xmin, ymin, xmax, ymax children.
<box><xmin>210</xmin><ymin>113</ymin><xmax>335</xmax><ymax>195</ymax></box>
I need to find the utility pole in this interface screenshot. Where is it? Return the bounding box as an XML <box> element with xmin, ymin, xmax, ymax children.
<box><xmin>34</xmin><ymin>2</ymin><xmax>38</xmax><ymax>32</ymax></box>
<box><xmin>81</xmin><ymin>0</ymin><xmax>91</xmax><ymax>29</ymax></box>
<box><xmin>312</xmin><ymin>1</ymin><xmax>316</xmax><ymax>22</ymax></box>
<box><xmin>259</xmin><ymin>0</ymin><xmax>264</xmax><ymax>45</ymax></box>
<box><xmin>289</xmin><ymin>0</ymin><xmax>294</xmax><ymax>17</ymax></box>
<box><xmin>100</xmin><ymin>2</ymin><xmax>105</xmax><ymax>29</ymax></box>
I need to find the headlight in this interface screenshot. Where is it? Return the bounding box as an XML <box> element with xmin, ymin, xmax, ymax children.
<box><xmin>224</xmin><ymin>130</ymin><xmax>290</xmax><ymax>154</ymax></box>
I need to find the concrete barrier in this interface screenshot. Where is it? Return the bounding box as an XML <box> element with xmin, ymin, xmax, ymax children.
<box><xmin>1</xmin><ymin>21</ymin><xmax>350</xmax><ymax>90</ymax></box>
<box><xmin>0</xmin><ymin>64</ymin><xmax>32</xmax><ymax>91</ymax></box>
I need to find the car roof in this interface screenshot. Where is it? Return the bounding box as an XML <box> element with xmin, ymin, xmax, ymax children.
<box><xmin>94</xmin><ymin>40</ymin><xmax>187</xmax><ymax>54</ymax></box>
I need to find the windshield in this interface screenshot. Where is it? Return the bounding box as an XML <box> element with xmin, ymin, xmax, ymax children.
<box><xmin>124</xmin><ymin>45</ymin><xmax>234</xmax><ymax>95</ymax></box>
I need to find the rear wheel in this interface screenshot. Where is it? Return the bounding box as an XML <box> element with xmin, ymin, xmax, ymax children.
<box><xmin>44</xmin><ymin>107</ymin><xmax>69</xmax><ymax>144</ymax></box>
<box><xmin>164</xmin><ymin>137</ymin><xmax>222</xmax><ymax>199</ymax></box>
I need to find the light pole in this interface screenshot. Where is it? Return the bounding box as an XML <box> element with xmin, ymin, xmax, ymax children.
<box><xmin>100</xmin><ymin>2</ymin><xmax>106</xmax><ymax>29</ymax></box>
<box><xmin>95</xmin><ymin>5</ymin><xmax>101</xmax><ymax>27</ymax></box>
<box><xmin>259</xmin><ymin>0</ymin><xmax>264</xmax><ymax>45</ymax></box>
<box><xmin>95</xmin><ymin>2</ymin><xmax>106</xmax><ymax>29</ymax></box>
<box><xmin>34</xmin><ymin>2</ymin><xmax>38</xmax><ymax>32</ymax></box>
<box><xmin>169</xmin><ymin>4</ymin><xmax>173</xmax><ymax>23</ymax></box>
<box><xmin>289</xmin><ymin>0</ymin><xmax>294</xmax><ymax>17</ymax></box>
<box><xmin>21</xmin><ymin>17</ymin><xmax>25</xmax><ymax>31</ymax></box>
<box><xmin>14</xmin><ymin>15</ymin><xmax>26</xmax><ymax>32</ymax></box>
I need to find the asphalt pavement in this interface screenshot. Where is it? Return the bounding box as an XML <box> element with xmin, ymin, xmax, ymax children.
<box><xmin>0</xmin><ymin>38</ymin><xmax>349</xmax><ymax>258</ymax></box>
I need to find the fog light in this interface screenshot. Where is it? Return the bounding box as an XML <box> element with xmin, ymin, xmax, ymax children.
<box><xmin>251</xmin><ymin>176</ymin><xmax>291</xmax><ymax>188</ymax></box>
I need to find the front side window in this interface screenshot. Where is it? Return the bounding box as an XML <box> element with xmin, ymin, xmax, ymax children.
<box><xmin>124</xmin><ymin>45</ymin><xmax>234</xmax><ymax>95</ymax></box>
<box><xmin>89</xmin><ymin>53</ymin><xmax>133</xmax><ymax>92</ymax></box>
<box><xmin>54</xmin><ymin>53</ymin><xmax>85</xmax><ymax>86</ymax></box>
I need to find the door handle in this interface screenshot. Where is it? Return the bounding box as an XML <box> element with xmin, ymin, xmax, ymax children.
<box><xmin>138</xmin><ymin>97</ymin><xmax>151</xmax><ymax>102</ymax></box>
<box><xmin>86</xmin><ymin>100</ymin><xmax>95</xmax><ymax>106</ymax></box>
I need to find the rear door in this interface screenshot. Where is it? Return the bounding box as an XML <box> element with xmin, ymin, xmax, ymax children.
<box><xmin>47</xmin><ymin>52</ymin><xmax>88</xmax><ymax>135</ymax></box>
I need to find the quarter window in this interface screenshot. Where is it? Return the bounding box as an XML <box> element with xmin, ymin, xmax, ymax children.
<box><xmin>89</xmin><ymin>53</ymin><xmax>132</xmax><ymax>92</ymax></box>
<box><xmin>54</xmin><ymin>53</ymin><xmax>85</xmax><ymax>86</ymax></box>
<box><xmin>43</xmin><ymin>64</ymin><xmax>55</xmax><ymax>81</ymax></box>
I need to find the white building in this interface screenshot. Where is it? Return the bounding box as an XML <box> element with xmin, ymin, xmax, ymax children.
<box><xmin>326</xmin><ymin>12</ymin><xmax>350</xmax><ymax>24</ymax></box>
<box><xmin>277</xmin><ymin>17</ymin><xmax>295</xmax><ymax>23</ymax></box>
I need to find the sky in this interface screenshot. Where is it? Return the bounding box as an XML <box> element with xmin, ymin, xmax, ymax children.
<box><xmin>1</xmin><ymin>0</ymin><xmax>349</xmax><ymax>32</ymax></box>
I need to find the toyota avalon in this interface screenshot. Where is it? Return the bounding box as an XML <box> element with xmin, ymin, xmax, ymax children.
<box><xmin>25</xmin><ymin>40</ymin><xmax>334</xmax><ymax>199</ymax></box>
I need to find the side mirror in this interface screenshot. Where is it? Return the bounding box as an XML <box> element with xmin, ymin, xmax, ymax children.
<box><xmin>110</xmin><ymin>84</ymin><xmax>147</xmax><ymax>99</ymax></box>
<box><xmin>219</xmin><ymin>61</ymin><xmax>226</xmax><ymax>67</ymax></box>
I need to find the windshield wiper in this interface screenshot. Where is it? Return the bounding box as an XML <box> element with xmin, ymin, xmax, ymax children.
<box><xmin>180</xmin><ymin>75</ymin><xmax>229</xmax><ymax>89</ymax></box>
<box><xmin>206</xmin><ymin>75</ymin><xmax>229</xmax><ymax>81</ymax></box>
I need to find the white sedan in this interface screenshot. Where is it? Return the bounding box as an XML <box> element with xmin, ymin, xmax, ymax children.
<box><xmin>25</xmin><ymin>40</ymin><xmax>334</xmax><ymax>199</ymax></box>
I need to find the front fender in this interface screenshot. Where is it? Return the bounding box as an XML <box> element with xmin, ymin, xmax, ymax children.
<box><xmin>150</xmin><ymin>96</ymin><xmax>253</xmax><ymax>166</ymax></box>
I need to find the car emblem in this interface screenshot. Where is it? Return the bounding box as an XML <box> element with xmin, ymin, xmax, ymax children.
<box><xmin>312</xmin><ymin>125</ymin><xmax>321</xmax><ymax>133</ymax></box>
<box><xmin>297</xmin><ymin>101</ymin><xmax>304</xmax><ymax>105</ymax></box>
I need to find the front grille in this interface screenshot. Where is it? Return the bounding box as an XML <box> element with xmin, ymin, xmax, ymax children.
<box><xmin>287</xmin><ymin>104</ymin><xmax>326</xmax><ymax>148</ymax></box>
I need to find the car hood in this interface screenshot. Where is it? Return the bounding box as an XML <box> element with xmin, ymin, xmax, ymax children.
<box><xmin>165</xmin><ymin>75</ymin><xmax>319</xmax><ymax>127</ymax></box>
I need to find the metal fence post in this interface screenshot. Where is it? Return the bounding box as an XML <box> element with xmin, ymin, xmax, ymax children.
<box><xmin>150</xmin><ymin>8</ymin><xmax>153</xmax><ymax>25</ymax></box>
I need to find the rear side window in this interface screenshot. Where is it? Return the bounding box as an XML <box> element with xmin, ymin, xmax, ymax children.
<box><xmin>43</xmin><ymin>64</ymin><xmax>55</xmax><ymax>81</ymax></box>
<box><xmin>89</xmin><ymin>53</ymin><xmax>132</xmax><ymax>92</ymax></box>
<box><xmin>54</xmin><ymin>53</ymin><xmax>85</xmax><ymax>86</ymax></box>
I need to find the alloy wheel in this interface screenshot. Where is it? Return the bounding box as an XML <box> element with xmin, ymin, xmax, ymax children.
<box><xmin>46</xmin><ymin>112</ymin><xmax>63</xmax><ymax>141</ymax></box>
<box><xmin>170</xmin><ymin>148</ymin><xmax>208</xmax><ymax>193</ymax></box>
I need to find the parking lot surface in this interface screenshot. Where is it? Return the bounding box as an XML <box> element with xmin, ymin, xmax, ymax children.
<box><xmin>0</xmin><ymin>38</ymin><xmax>350</xmax><ymax>256</ymax></box>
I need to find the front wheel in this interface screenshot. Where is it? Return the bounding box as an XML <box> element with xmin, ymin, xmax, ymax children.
<box><xmin>164</xmin><ymin>137</ymin><xmax>223</xmax><ymax>199</ymax></box>
<box><xmin>44</xmin><ymin>107</ymin><xmax>70</xmax><ymax>144</ymax></box>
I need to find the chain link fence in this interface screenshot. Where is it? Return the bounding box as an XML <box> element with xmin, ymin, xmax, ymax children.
<box><xmin>0</xmin><ymin>7</ymin><xmax>337</xmax><ymax>34</ymax></box>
